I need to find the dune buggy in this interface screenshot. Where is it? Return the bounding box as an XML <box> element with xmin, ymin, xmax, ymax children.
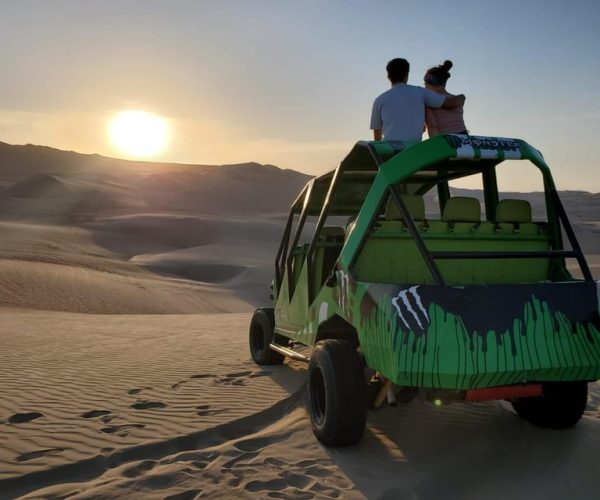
<box><xmin>249</xmin><ymin>134</ymin><xmax>600</xmax><ymax>446</ymax></box>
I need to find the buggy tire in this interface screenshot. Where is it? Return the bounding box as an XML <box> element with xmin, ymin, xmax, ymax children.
<box><xmin>307</xmin><ymin>339</ymin><xmax>367</xmax><ymax>446</ymax></box>
<box><xmin>249</xmin><ymin>308</ymin><xmax>285</xmax><ymax>365</ymax></box>
<box><xmin>512</xmin><ymin>381</ymin><xmax>588</xmax><ymax>429</ymax></box>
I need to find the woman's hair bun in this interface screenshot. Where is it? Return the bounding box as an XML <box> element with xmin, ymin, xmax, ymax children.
<box><xmin>442</xmin><ymin>60</ymin><xmax>453</xmax><ymax>71</ymax></box>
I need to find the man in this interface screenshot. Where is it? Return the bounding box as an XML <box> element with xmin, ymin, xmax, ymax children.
<box><xmin>370</xmin><ymin>58</ymin><xmax>465</xmax><ymax>141</ymax></box>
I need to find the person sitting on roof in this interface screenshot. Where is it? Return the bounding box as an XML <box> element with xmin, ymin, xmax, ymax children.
<box><xmin>424</xmin><ymin>60</ymin><xmax>468</xmax><ymax>137</ymax></box>
<box><xmin>370</xmin><ymin>58</ymin><xmax>465</xmax><ymax>142</ymax></box>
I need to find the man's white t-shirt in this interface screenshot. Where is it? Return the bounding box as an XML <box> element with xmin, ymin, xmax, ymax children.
<box><xmin>370</xmin><ymin>83</ymin><xmax>446</xmax><ymax>142</ymax></box>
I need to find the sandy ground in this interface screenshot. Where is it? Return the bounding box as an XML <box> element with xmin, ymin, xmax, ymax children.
<box><xmin>1</xmin><ymin>145</ymin><xmax>599</xmax><ymax>498</ymax></box>
<box><xmin>1</xmin><ymin>309</ymin><xmax>600</xmax><ymax>499</ymax></box>
<box><xmin>0</xmin><ymin>310</ymin><xmax>307</xmax><ymax>497</ymax></box>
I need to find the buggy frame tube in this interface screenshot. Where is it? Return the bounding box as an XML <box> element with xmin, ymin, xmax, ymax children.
<box><xmin>483</xmin><ymin>166</ymin><xmax>499</xmax><ymax>222</ymax></box>
<box><xmin>388</xmin><ymin>185</ymin><xmax>446</xmax><ymax>286</ymax></box>
<box><xmin>306</xmin><ymin>142</ymin><xmax>387</xmax><ymax>300</ymax></box>
<box><xmin>366</xmin><ymin>142</ymin><xmax>385</xmax><ymax>165</ymax></box>
<box><xmin>550</xmin><ymin>189</ymin><xmax>594</xmax><ymax>282</ymax></box>
<box><xmin>430</xmin><ymin>250</ymin><xmax>579</xmax><ymax>259</ymax></box>
<box><xmin>275</xmin><ymin>208</ymin><xmax>295</xmax><ymax>290</ymax></box>
<box><xmin>437</xmin><ymin>181</ymin><xmax>450</xmax><ymax>215</ymax></box>
<box><xmin>306</xmin><ymin>162</ymin><xmax>345</xmax><ymax>303</ymax></box>
<box><xmin>347</xmin><ymin>190</ymin><xmax>390</xmax><ymax>280</ymax></box>
<box><xmin>285</xmin><ymin>181</ymin><xmax>314</xmax><ymax>297</ymax></box>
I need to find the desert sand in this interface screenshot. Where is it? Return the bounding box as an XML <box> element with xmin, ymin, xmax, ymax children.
<box><xmin>1</xmin><ymin>142</ymin><xmax>600</xmax><ymax>499</ymax></box>
<box><xmin>1</xmin><ymin>309</ymin><xmax>600</xmax><ymax>499</ymax></box>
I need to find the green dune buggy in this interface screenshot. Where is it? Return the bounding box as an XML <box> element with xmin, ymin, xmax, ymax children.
<box><xmin>249</xmin><ymin>134</ymin><xmax>600</xmax><ymax>446</ymax></box>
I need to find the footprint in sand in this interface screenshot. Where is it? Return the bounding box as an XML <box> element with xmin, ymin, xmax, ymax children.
<box><xmin>310</xmin><ymin>483</ymin><xmax>342</xmax><ymax>498</ymax></box>
<box><xmin>214</xmin><ymin>375</ymin><xmax>248</xmax><ymax>387</ymax></box>
<box><xmin>122</xmin><ymin>459</ymin><xmax>157</xmax><ymax>478</ymax></box>
<box><xmin>131</xmin><ymin>400</ymin><xmax>167</xmax><ymax>410</ymax></box>
<box><xmin>280</xmin><ymin>471</ymin><xmax>312</xmax><ymax>489</ymax></box>
<box><xmin>164</xmin><ymin>450</ymin><xmax>219</xmax><ymax>469</ymax></box>
<box><xmin>191</xmin><ymin>373</ymin><xmax>215</xmax><ymax>379</ymax></box>
<box><xmin>172</xmin><ymin>374</ymin><xmax>217</xmax><ymax>390</ymax></box>
<box><xmin>100</xmin><ymin>423</ymin><xmax>145</xmax><ymax>435</ymax></box>
<box><xmin>16</xmin><ymin>447</ymin><xmax>66</xmax><ymax>462</ymax></box>
<box><xmin>222</xmin><ymin>452</ymin><xmax>261</xmax><ymax>473</ymax></box>
<box><xmin>263</xmin><ymin>457</ymin><xmax>289</xmax><ymax>467</ymax></box>
<box><xmin>226</xmin><ymin>371</ymin><xmax>253</xmax><ymax>378</ymax></box>
<box><xmin>81</xmin><ymin>409</ymin><xmax>111</xmax><ymax>419</ymax></box>
<box><xmin>8</xmin><ymin>412</ymin><xmax>43</xmax><ymax>424</ymax></box>
<box><xmin>214</xmin><ymin>370</ymin><xmax>273</xmax><ymax>387</ymax></box>
<box><xmin>127</xmin><ymin>386</ymin><xmax>153</xmax><ymax>395</ymax></box>
<box><xmin>234</xmin><ymin>436</ymin><xmax>272</xmax><ymax>453</ymax></box>
<box><xmin>196</xmin><ymin>404</ymin><xmax>226</xmax><ymax>417</ymax></box>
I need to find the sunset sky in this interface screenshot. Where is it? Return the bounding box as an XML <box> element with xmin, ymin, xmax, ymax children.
<box><xmin>1</xmin><ymin>0</ymin><xmax>599</xmax><ymax>191</ymax></box>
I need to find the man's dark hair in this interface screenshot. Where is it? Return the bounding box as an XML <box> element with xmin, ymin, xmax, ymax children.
<box><xmin>386</xmin><ymin>58</ymin><xmax>410</xmax><ymax>84</ymax></box>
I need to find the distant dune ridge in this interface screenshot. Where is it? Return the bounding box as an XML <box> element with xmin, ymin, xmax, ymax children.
<box><xmin>0</xmin><ymin>141</ymin><xmax>310</xmax><ymax>312</ymax></box>
<box><xmin>0</xmin><ymin>139</ymin><xmax>598</xmax><ymax>314</ymax></box>
<box><xmin>1</xmin><ymin>141</ymin><xmax>600</xmax><ymax>498</ymax></box>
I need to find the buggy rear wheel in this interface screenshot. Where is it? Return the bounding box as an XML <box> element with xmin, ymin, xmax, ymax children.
<box><xmin>249</xmin><ymin>308</ymin><xmax>285</xmax><ymax>365</ymax></box>
<box><xmin>307</xmin><ymin>339</ymin><xmax>367</xmax><ymax>446</ymax></box>
<box><xmin>511</xmin><ymin>381</ymin><xmax>587</xmax><ymax>429</ymax></box>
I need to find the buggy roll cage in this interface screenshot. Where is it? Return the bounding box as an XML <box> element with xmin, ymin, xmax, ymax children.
<box><xmin>275</xmin><ymin>136</ymin><xmax>594</xmax><ymax>303</ymax></box>
<box><xmin>274</xmin><ymin>141</ymin><xmax>384</xmax><ymax>299</ymax></box>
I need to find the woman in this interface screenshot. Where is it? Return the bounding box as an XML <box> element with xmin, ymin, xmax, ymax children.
<box><xmin>424</xmin><ymin>60</ymin><xmax>468</xmax><ymax>136</ymax></box>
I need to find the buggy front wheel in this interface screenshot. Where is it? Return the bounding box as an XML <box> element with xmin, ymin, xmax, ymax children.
<box><xmin>307</xmin><ymin>339</ymin><xmax>367</xmax><ymax>446</ymax></box>
<box><xmin>249</xmin><ymin>308</ymin><xmax>285</xmax><ymax>365</ymax></box>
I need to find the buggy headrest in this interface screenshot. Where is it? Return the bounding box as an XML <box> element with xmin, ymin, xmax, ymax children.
<box><xmin>442</xmin><ymin>197</ymin><xmax>481</xmax><ymax>222</ymax></box>
<box><xmin>495</xmin><ymin>199</ymin><xmax>532</xmax><ymax>223</ymax></box>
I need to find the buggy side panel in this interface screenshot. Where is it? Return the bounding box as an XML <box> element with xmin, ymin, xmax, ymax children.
<box><xmin>334</xmin><ymin>274</ymin><xmax>600</xmax><ymax>390</ymax></box>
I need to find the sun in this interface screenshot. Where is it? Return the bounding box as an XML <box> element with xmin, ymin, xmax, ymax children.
<box><xmin>108</xmin><ymin>110</ymin><xmax>169</xmax><ymax>159</ymax></box>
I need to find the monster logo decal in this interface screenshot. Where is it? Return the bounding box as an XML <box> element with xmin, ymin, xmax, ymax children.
<box><xmin>391</xmin><ymin>286</ymin><xmax>429</xmax><ymax>332</ymax></box>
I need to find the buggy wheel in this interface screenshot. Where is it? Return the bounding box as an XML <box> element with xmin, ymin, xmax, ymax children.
<box><xmin>249</xmin><ymin>308</ymin><xmax>285</xmax><ymax>365</ymax></box>
<box><xmin>307</xmin><ymin>340</ymin><xmax>367</xmax><ymax>446</ymax></box>
<box><xmin>511</xmin><ymin>381</ymin><xmax>588</xmax><ymax>429</ymax></box>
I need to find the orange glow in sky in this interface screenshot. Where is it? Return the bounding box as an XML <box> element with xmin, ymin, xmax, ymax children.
<box><xmin>1</xmin><ymin>2</ymin><xmax>599</xmax><ymax>190</ymax></box>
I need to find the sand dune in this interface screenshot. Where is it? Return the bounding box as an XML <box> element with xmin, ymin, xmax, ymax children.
<box><xmin>1</xmin><ymin>142</ymin><xmax>600</xmax><ymax>498</ymax></box>
<box><xmin>88</xmin><ymin>214</ymin><xmax>223</xmax><ymax>257</ymax></box>
<box><xmin>7</xmin><ymin>174</ymin><xmax>74</xmax><ymax>199</ymax></box>
<box><xmin>0</xmin><ymin>142</ymin><xmax>308</xmax><ymax>312</ymax></box>
<box><xmin>0</xmin><ymin>220</ymin><xmax>252</xmax><ymax>313</ymax></box>
<box><xmin>0</xmin><ymin>260</ymin><xmax>250</xmax><ymax>313</ymax></box>
<box><xmin>0</xmin><ymin>215</ymin><xmax>280</xmax><ymax>313</ymax></box>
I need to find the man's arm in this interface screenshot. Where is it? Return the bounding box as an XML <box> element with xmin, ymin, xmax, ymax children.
<box><xmin>441</xmin><ymin>94</ymin><xmax>466</xmax><ymax>109</ymax></box>
<box><xmin>373</xmin><ymin>129</ymin><xmax>382</xmax><ymax>141</ymax></box>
